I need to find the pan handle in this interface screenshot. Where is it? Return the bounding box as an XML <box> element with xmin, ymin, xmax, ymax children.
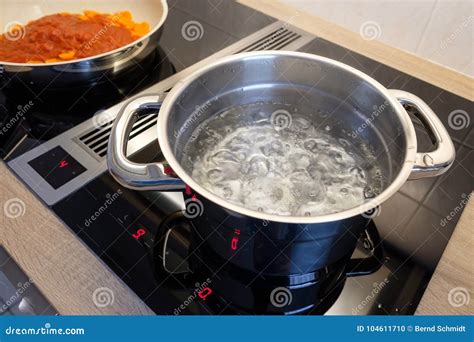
<box><xmin>107</xmin><ymin>93</ymin><xmax>186</xmax><ymax>191</ymax></box>
<box><xmin>388</xmin><ymin>89</ymin><xmax>455</xmax><ymax>180</ymax></box>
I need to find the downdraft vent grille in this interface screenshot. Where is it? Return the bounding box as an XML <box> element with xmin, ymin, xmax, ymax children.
<box><xmin>78</xmin><ymin>113</ymin><xmax>157</xmax><ymax>158</ymax></box>
<box><xmin>237</xmin><ymin>27</ymin><xmax>302</xmax><ymax>53</ymax></box>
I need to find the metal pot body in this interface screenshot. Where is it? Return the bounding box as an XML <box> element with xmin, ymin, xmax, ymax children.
<box><xmin>108</xmin><ymin>51</ymin><xmax>454</xmax><ymax>282</ymax></box>
<box><xmin>185</xmin><ymin>191</ymin><xmax>370</xmax><ymax>276</ymax></box>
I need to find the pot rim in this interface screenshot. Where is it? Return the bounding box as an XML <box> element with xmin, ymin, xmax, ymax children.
<box><xmin>157</xmin><ymin>51</ymin><xmax>417</xmax><ymax>224</ymax></box>
<box><xmin>0</xmin><ymin>0</ymin><xmax>168</xmax><ymax>67</ymax></box>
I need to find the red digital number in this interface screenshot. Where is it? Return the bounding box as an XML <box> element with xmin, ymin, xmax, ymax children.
<box><xmin>59</xmin><ymin>160</ymin><xmax>68</xmax><ymax>168</ymax></box>
<box><xmin>230</xmin><ymin>228</ymin><xmax>241</xmax><ymax>250</ymax></box>
<box><xmin>231</xmin><ymin>237</ymin><xmax>239</xmax><ymax>251</ymax></box>
<box><xmin>132</xmin><ymin>228</ymin><xmax>146</xmax><ymax>240</ymax></box>
<box><xmin>198</xmin><ymin>287</ymin><xmax>213</xmax><ymax>300</ymax></box>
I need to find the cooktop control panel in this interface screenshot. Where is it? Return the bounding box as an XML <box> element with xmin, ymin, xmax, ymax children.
<box><xmin>28</xmin><ymin>146</ymin><xmax>87</xmax><ymax>189</ymax></box>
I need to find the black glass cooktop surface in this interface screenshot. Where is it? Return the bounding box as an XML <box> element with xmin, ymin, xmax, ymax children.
<box><xmin>1</xmin><ymin>1</ymin><xmax>472</xmax><ymax>315</ymax></box>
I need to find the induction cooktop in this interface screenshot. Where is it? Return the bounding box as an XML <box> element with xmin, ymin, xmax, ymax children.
<box><xmin>1</xmin><ymin>1</ymin><xmax>472</xmax><ymax>315</ymax></box>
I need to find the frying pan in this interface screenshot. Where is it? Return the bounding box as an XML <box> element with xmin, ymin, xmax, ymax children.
<box><xmin>0</xmin><ymin>0</ymin><xmax>168</xmax><ymax>87</ymax></box>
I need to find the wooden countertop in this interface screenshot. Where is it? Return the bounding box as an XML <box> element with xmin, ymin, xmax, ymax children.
<box><xmin>0</xmin><ymin>162</ymin><xmax>153</xmax><ymax>315</ymax></box>
<box><xmin>416</xmin><ymin>196</ymin><xmax>474</xmax><ymax>315</ymax></box>
<box><xmin>0</xmin><ymin>1</ymin><xmax>472</xmax><ymax>315</ymax></box>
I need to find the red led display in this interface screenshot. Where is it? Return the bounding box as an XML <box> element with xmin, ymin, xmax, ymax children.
<box><xmin>59</xmin><ymin>160</ymin><xmax>69</xmax><ymax>168</ymax></box>
<box><xmin>231</xmin><ymin>237</ymin><xmax>239</xmax><ymax>251</ymax></box>
<box><xmin>230</xmin><ymin>228</ymin><xmax>241</xmax><ymax>251</ymax></box>
<box><xmin>198</xmin><ymin>287</ymin><xmax>213</xmax><ymax>300</ymax></box>
<box><xmin>132</xmin><ymin>228</ymin><xmax>146</xmax><ymax>240</ymax></box>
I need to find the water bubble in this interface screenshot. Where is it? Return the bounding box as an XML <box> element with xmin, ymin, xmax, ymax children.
<box><xmin>289</xmin><ymin>153</ymin><xmax>311</xmax><ymax>170</ymax></box>
<box><xmin>223</xmin><ymin>187</ymin><xmax>233</xmax><ymax>198</ymax></box>
<box><xmin>261</xmin><ymin>140</ymin><xmax>284</xmax><ymax>156</ymax></box>
<box><xmin>248</xmin><ymin>155</ymin><xmax>270</xmax><ymax>177</ymax></box>
<box><xmin>211</xmin><ymin>150</ymin><xmax>240</xmax><ymax>164</ymax></box>
<box><xmin>364</xmin><ymin>186</ymin><xmax>376</xmax><ymax>199</ymax></box>
<box><xmin>303</xmin><ymin>139</ymin><xmax>318</xmax><ymax>153</ymax></box>
<box><xmin>228</xmin><ymin>136</ymin><xmax>250</xmax><ymax>150</ymax></box>
<box><xmin>304</xmin><ymin>138</ymin><xmax>330</xmax><ymax>153</ymax></box>
<box><xmin>307</xmin><ymin>164</ymin><xmax>323</xmax><ymax>181</ymax></box>
<box><xmin>350</xmin><ymin>166</ymin><xmax>365</xmax><ymax>180</ymax></box>
<box><xmin>207</xmin><ymin>169</ymin><xmax>223</xmax><ymax>182</ymax></box>
<box><xmin>271</xmin><ymin>187</ymin><xmax>284</xmax><ymax>201</ymax></box>
<box><xmin>292</xmin><ymin>116</ymin><xmax>312</xmax><ymax>131</ymax></box>
<box><xmin>329</xmin><ymin>149</ymin><xmax>343</xmax><ymax>163</ymax></box>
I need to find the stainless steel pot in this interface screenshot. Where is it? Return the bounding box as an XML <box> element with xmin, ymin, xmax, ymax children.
<box><xmin>107</xmin><ymin>51</ymin><xmax>455</xmax><ymax>225</ymax></box>
<box><xmin>0</xmin><ymin>0</ymin><xmax>168</xmax><ymax>88</ymax></box>
<box><xmin>107</xmin><ymin>52</ymin><xmax>455</xmax><ymax>313</ymax></box>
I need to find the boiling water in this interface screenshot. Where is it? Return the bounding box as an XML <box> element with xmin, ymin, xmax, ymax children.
<box><xmin>181</xmin><ymin>102</ymin><xmax>382</xmax><ymax>216</ymax></box>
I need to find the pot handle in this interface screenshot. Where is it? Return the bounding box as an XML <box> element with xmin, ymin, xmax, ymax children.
<box><xmin>153</xmin><ymin>211</ymin><xmax>197</xmax><ymax>288</ymax></box>
<box><xmin>346</xmin><ymin>221</ymin><xmax>383</xmax><ymax>277</ymax></box>
<box><xmin>388</xmin><ymin>89</ymin><xmax>455</xmax><ymax>180</ymax></box>
<box><xmin>107</xmin><ymin>93</ymin><xmax>186</xmax><ymax>191</ymax></box>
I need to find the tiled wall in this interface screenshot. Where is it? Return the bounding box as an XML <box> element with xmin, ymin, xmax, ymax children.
<box><xmin>280</xmin><ymin>0</ymin><xmax>474</xmax><ymax>77</ymax></box>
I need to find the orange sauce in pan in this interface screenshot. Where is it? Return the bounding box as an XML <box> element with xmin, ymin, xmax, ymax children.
<box><xmin>0</xmin><ymin>10</ymin><xmax>150</xmax><ymax>63</ymax></box>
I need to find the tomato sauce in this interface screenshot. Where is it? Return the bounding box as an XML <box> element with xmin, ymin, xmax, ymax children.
<box><xmin>0</xmin><ymin>11</ymin><xmax>150</xmax><ymax>63</ymax></box>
